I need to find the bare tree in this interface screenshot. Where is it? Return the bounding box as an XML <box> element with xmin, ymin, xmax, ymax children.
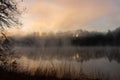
<box><xmin>0</xmin><ymin>0</ymin><xmax>22</xmax><ymax>29</ymax></box>
<box><xmin>0</xmin><ymin>0</ymin><xmax>23</xmax><ymax>52</ymax></box>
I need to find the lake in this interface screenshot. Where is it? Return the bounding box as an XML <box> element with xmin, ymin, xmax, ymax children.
<box><xmin>13</xmin><ymin>47</ymin><xmax>120</xmax><ymax>80</ymax></box>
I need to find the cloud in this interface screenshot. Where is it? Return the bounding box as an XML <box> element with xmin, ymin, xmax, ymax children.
<box><xmin>20</xmin><ymin>0</ymin><xmax>120</xmax><ymax>33</ymax></box>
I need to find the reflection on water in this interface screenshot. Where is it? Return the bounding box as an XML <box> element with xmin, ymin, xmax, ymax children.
<box><xmin>82</xmin><ymin>58</ymin><xmax>120</xmax><ymax>80</ymax></box>
<box><xmin>13</xmin><ymin>47</ymin><xmax>120</xmax><ymax>80</ymax></box>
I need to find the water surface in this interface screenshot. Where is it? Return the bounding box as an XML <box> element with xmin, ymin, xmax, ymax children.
<box><xmin>13</xmin><ymin>47</ymin><xmax>120</xmax><ymax>80</ymax></box>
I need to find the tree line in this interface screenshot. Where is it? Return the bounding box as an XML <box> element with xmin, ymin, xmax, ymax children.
<box><xmin>72</xmin><ymin>27</ymin><xmax>120</xmax><ymax>46</ymax></box>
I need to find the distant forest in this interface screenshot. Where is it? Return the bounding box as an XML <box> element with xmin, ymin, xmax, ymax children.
<box><xmin>10</xmin><ymin>27</ymin><xmax>120</xmax><ymax>47</ymax></box>
<box><xmin>72</xmin><ymin>27</ymin><xmax>120</xmax><ymax>46</ymax></box>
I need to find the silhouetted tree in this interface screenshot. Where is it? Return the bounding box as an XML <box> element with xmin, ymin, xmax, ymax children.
<box><xmin>0</xmin><ymin>0</ymin><xmax>23</xmax><ymax>52</ymax></box>
<box><xmin>0</xmin><ymin>0</ymin><xmax>22</xmax><ymax>29</ymax></box>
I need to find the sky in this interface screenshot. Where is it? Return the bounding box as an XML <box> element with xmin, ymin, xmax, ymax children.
<box><xmin>8</xmin><ymin>0</ymin><xmax>120</xmax><ymax>34</ymax></box>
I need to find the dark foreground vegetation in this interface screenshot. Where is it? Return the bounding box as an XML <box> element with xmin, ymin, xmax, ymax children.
<box><xmin>0</xmin><ymin>55</ymin><xmax>104</xmax><ymax>80</ymax></box>
<box><xmin>0</xmin><ymin>67</ymin><xmax>93</xmax><ymax>80</ymax></box>
<box><xmin>0</xmin><ymin>48</ymin><xmax>111</xmax><ymax>80</ymax></box>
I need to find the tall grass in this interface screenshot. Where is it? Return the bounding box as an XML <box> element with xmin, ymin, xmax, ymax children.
<box><xmin>0</xmin><ymin>55</ymin><xmax>110</xmax><ymax>80</ymax></box>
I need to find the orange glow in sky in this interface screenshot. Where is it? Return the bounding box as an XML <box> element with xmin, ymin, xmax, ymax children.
<box><xmin>7</xmin><ymin>0</ymin><xmax>120</xmax><ymax>34</ymax></box>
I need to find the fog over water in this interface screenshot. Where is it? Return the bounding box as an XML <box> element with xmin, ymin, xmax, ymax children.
<box><xmin>5</xmin><ymin>29</ymin><xmax>120</xmax><ymax>80</ymax></box>
<box><xmin>11</xmin><ymin>45</ymin><xmax>120</xmax><ymax>80</ymax></box>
